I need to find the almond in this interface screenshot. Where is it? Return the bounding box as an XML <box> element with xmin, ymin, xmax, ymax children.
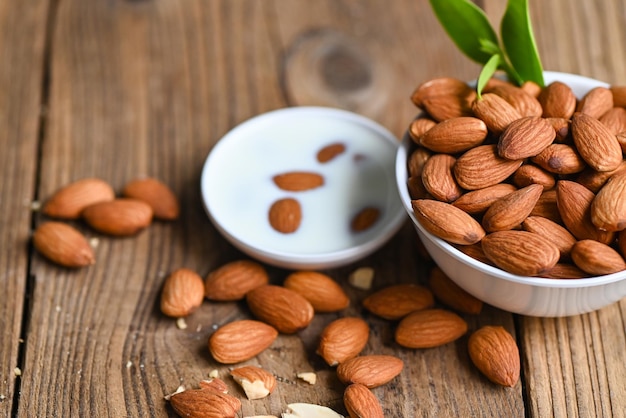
<box><xmin>283</xmin><ymin>271</ymin><xmax>349</xmax><ymax>312</ymax></box>
<box><xmin>531</xmin><ymin>143</ymin><xmax>587</xmax><ymax>175</ymax></box>
<box><xmin>160</xmin><ymin>268</ymin><xmax>205</xmax><ymax>317</ymax></box>
<box><xmin>539</xmin><ymin>263</ymin><xmax>589</xmax><ymax>279</ymax></box>
<box><xmin>407</xmin><ymin>176</ymin><xmax>428</xmax><ymax>200</ymax></box>
<box><xmin>530</xmin><ymin>189</ymin><xmax>562</xmax><ymax>224</ymax></box>
<box><xmin>571</xmin><ymin>239</ymin><xmax>626</xmax><ymax>275</ymax></box>
<box><xmin>452</xmin><ymin>183</ymin><xmax>517</xmax><ymax>214</ymax></box>
<box><xmin>208</xmin><ymin>319</ymin><xmax>278</xmax><ymax>364</ymax></box>
<box><xmin>122</xmin><ymin>177</ymin><xmax>179</xmax><ymax>220</ymax></box>
<box><xmin>482</xmin><ymin>184</ymin><xmax>543</xmax><ymax>232</ymax></box>
<box><xmin>81</xmin><ymin>198</ymin><xmax>153</xmax><ymax>236</ymax></box>
<box><xmin>571</xmin><ymin>112</ymin><xmax>623</xmax><ymax>172</ymax></box>
<box><xmin>538</xmin><ymin>81</ymin><xmax>577</xmax><ymax>119</ymax></box>
<box><xmin>317</xmin><ymin>142</ymin><xmax>346</xmax><ymax>163</ymax></box>
<box><xmin>545</xmin><ymin>117</ymin><xmax>571</xmax><ymax>142</ymax></box>
<box><xmin>599</xmin><ymin>107</ymin><xmax>626</xmax><ymax>135</ymax></box>
<box><xmin>486</xmin><ymin>83</ymin><xmax>543</xmax><ymax>117</ymax></box>
<box><xmin>394</xmin><ymin>308</ymin><xmax>467</xmax><ymax>348</ymax></box>
<box><xmin>521</xmin><ymin>80</ymin><xmax>542</xmax><ymax>98</ymax></box>
<box><xmin>455</xmin><ymin>243</ymin><xmax>494</xmax><ymax>265</ymax></box>
<box><xmin>421</xmin><ymin>154</ymin><xmax>462</xmax><ymax>202</ymax></box>
<box><xmin>272</xmin><ymin>171</ymin><xmax>324</xmax><ymax>191</ymax></box>
<box><xmin>619</xmin><ymin>230</ymin><xmax>626</xmax><ymax>258</ymax></box>
<box><xmin>408</xmin><ymin>117</ymin><xmax>437</xmax><ymax>144</ymax></box>
<box><xmin>471</xmin><ymin>93</ymin><xmax>522</xmax><ymax>135</ymax></box>
<box><xmin>246</xmin><ymin>285</ymin><xmax>314</xmax><ymax>334</ymax></box>
<box><xmin>591</xmin><ymin>171</ymin><xmax>626</xmax><ymax>231</ymax></box>
<box><xmin>268</xmin><ymin>198</ymin><xmax>301</xmax><ymax>234</ymax></box>
<box><xmin>42</xmin><ymin>178</ymin><xmax>115</xmax><ymax>219</ymax></box>
<box><xmin>481</xmin><ymin>230</ymin><xmax>560</xmax><ymax>276</ymax></box>
<box><xmin>498</xmin><ymin>116</ymin><xmax>556</xmax><ymax>160</ymax></box>
<box><xmin>169</xmin><ymin>388</ymin><xmax>241</xmax><ymax>418</ymax></box>
<box><xmin>407</xmin><ymin>147</ymin><xmax>431</xmax><ymax>177</ymax></box>
<box><xmin>512</xmin><ymin>164</ymin><xmax>555</xmax><ymax>190</ymax></box>
<box><xmin>428</xmin><ymin>267</ymin><xmax>483</xmax><ymax>314</ymax></box>
<box><xmin>204</xmin><ymin>260</ymin><xmax>269</xmax><ymax>301</ymax></box>
<box><xmin>419</xmin><ymin>117</ymin><xmax>488</xmax><ymax>153</ymax></box>
<box><xmin>336</xmin><ymin>355</ymin><xmax>404</xmax><ymax>388</ymax></box>
<box><xmin>453</xmin><ymin>144</ymin><xmax>523</xmax><ymax>190</ymax></box>
<box><xmin>412</xmin><ymin>199</ymin><xmax>486</xmax><ymax>245</ymax></box>
<box><xmin>317</xmin><ymin>317</ymin><xmax>370</xmax><ymax>366</ymax></box>
<box><xmin>362</xmin><ymin>284</ymin><xmax>434</xmax><ymax>320</ymax></box>
<box><xmin>576</xmin><ymin>161</ymin><xmax>626</xmax><ymax>193</ymax></box>
<box><xmin>618</xmin><ymin>131</ymin><xmax>626</xmax><ymax>154</ymax></box>
<box><xmin>576</xmin><ymin>86</ymin><xmax>614</xmax><ymax>119</ymax></box>
<box><xmin>351</xmin><ymin>206</ymin><xmax>381</xmax><ymax>232</ymax></box>
<box><xmin>421</xmin><ymin>93</ymin><xmax>475</xmax><ymax>122</ymax></box>
<box><xmin>32</xmin><ymin>222</ymin><xmax>95</xmax><ymax>267</ymax></box>
<box><xmin>610</xmin><ymin>85</ymin><xmax>626</xmax><ymax>107</ymax></box>
<box><xmin>344</xmin><ymin>383</ymin><xmax>384</xmax><ymax>418</ymax></box>
<box><xmin>468</xmin><ymin>326</ymin><xmax>520</xmax><ymax>387</ymax></box>
<box><xmin>411</xmin><ymin>77</ymin><xmax>473</xmax><ymax>109</ymax></box>
<box><xmin>230</xmin><ymin>366</ymin><xmax>276</xmax><ymax>400</ymax></box>
<box><xmin>521</xmin><ymin>216</ymin><xmax>577</xmax><ymax>259</ymax></box>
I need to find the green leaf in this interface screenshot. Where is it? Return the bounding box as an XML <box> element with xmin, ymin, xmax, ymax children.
<box><xmin>476</xmin><ymin>54</ymin><xmax>501</xmax><ymax>99</ymax></box>
<box><xmin>429</xmin><ymin>0</ymin><xmax>499</xmax><ymax>64</ymax></box>
<box><xmin>500</xmin><ymin>0</ymin><xmax>544</xmax><ymax>86</ymax></box>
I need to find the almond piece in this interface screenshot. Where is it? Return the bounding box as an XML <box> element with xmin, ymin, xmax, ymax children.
<box><xmin>351</xmin><ymin>206</ymin><xmax>381</xmax><ymax>232</ymax></box>
<box><xmin>230</xmin><ymin>366</ymin><xmax>276</xmax><ymax>400</ymax></box>
<box><xmin>160</xmin><ymin>268</ymin><xmax>205</xmax><ymax>317</ymax></box>
<box><xmin>82</xmin><ymin>198</ymin><xmax>153</xmax><ymax>236</ymax></box>
<box><xmin>32</xmin><ymin>222</ymin><xmax>95</xmax><ymax>267</ymax></box>
<box><xmin>498</xmin><ymin>116</ymin><xmax>556</xmax><ymax>160</ymax></box>
<box><xmin>272</xmin><ymin>171</ymin><xmax>324</xmax><ymax>191</ymax></box>
<box><xmin>468</xmin><ymin>326</ymin><xmax>520</xmax><ymax>387</ymax></box>
<box><xmin>419</xmin><ymin>117</ymin><xmax>488</xmax><ymax>153</ymax></box>
<box><xmin>472</xmin><ymin>93</ymin><xmax>522</xmax><ymax>135</ymax></box>
<box><xmin>395</xmin><ymin>308</ymin><xmax>467</xmax><ymax>349</ymax></box>
<box><xmin>591</xmin><ymin>171</ymin><xmax>626</xmax><ymax>231</ymax></box>
<box><xmin>512</xmin><ymin>164</ymin><xmax>555</xmax><ymax>190</ymax></box>
<box><xmin>453</xmin><ymin>144</ymin><xmax>523</xmax><ymax>190</ymax></box>
<box><xmin>481</xmin><ymin>230</ymin><xmax>560</xmax><ymax>276</ymax></box>
<box><xmin>208</xmin><ymin>319</ymin><xmax>278</xmax><ymax>364</ymax></box>
<box><xmin>317</xmin><ymin>317</ymin><xmax>370</xmax><ymax>366</ymax></box>
<box><xmin>268</xmin><ymin>198</ymin><xmax>301</xmax><ymax>234</ymax></box>
<box><xmin>344</xmin><ymin>383</ymin><xmax>384</xmax><ymax>418</ymax></box>
<box><xmin>571</xmin><ymin>112</ymin><xmax>623</xmax><ymax>172</ymax></box>
<box><xmin>539</xmin><ymin>263</ymin><xmax>589</xmax><ymax>279</ymax></box>
<box><xmin>246</xmin><ymin>285</ymin><xmax>314</xmax><ymax>334</ymax></box>
<box><xmin>421</xmin><ymin>154</ymin><xmax>462</xmax><ymax>202</ymax></box>
<box><xmin>428</xmin><ymin>267</ymin><xmax>483</xmax><ymax>314</ymax></box>
<box><xmin>198</xmin><ymin>378</ymin><xmax>229</xmax><ymax>393</ymax></box>
<box><xmin>42</xmin><ymin>178</ymin><xmax>115</xmax><ymax>219</ymax></box>
<box><xmin>283</xmin><ymin>403</ymin><xmax>344</xmax><ymax>418</ymax></box>
<box><xmin>531</xmin><ymin>143</ymin><xmax>587</xmax><ymax>175</ymax></box>
<box><xmin>336</xmin><ymin>355</ymin><xmax>404</xmax><ymax>388</ymax></box>
<box><xmin>122</xmin><ymin>177</ymin><xmax>180</xmax><ymax>220</ymax></box>
<box><xmin>408</xmin><ymin>117</ymin><xmax>437</xmax><ymax>144</ymax></box>
<box><xmin>452</xmin><ymin>184</ymin><xmax>517</xmax><ymax>214</ymax></box>
<box><xmin>204</xmin><ymin>260</ymin><xmax>269</xmax><ymax>301</ymax></box>
<box><xmin>362</xmin><ymin>284</ymin><xmax>434</xmax><ymax>320</ymax></box>
<box><xmin>482</xmin><ymin>184</ymin><xmax>543</xmax><ymax>232</ymax></box>
<box><xmin>521</xmin><ymin>216</ymin><xmax>577</xmax><ymax>259</ymax></box>
<box><xmin>317</xmin><ymin>142</ymin><xmax>346</xmax><ymax>163</ymax></box>
<box><xmin>284</xmin><ymin>271</ymin><xmax>349</xmax><ymax>312</ymax></box>
<box><xmin>576</xmin><ymin>86</ymin><xmax>614</xmax><ymax>119</ymax></box>
<box><xmin>169</xmin><ymin>388</ymin><xmax>241</xmax><ymax>418</ymax></box>
<box><xmin>412</xmin><ymin>199</ymin><xmax>486</xmax><ymax>245</ymax></box>
<box><xmin>538</xmin><ymin>81</ymin><xmax>577</xmax><ymax>119</ymax></box>
<box><xmin>411</xmin><ymin>77</ymin><xmax>473</xmax><ymax>109</ymax></box>
<box><xmin>571</xmin><ymin>239</ymin><xmax>626</xmax><ymax>275</ymax></box>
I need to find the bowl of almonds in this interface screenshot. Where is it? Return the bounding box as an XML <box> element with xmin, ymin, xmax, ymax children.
<box><xmin>397</xmin><ymin>71</ymin><xmax>626</xmax><ymax>317</ymax></box>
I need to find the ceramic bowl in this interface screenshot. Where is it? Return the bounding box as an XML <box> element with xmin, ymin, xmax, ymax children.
<box><xmin>396</xmin><ymin>71</ymin><xmax>626</xmax><ymax>317</ymax></box>
<box><xmin>201</xmin><ymin>106</ymin><xmax>406</xmax><ymax>270</ymax></box>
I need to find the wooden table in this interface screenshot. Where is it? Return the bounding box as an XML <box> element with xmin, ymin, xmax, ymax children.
<box><xmin>2</xmin><ymin>0</ymin><xmax>625</xmax><ymax>416</ymax></box>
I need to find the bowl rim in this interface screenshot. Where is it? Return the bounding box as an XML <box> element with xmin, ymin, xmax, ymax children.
<box><xmin>395</xmin><ymin>71</ymin><xmax>626</xmax><ymax>289</ymax></box>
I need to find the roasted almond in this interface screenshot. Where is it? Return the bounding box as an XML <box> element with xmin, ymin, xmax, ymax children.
<box><xmin>317</xmin><ymin>142</ymin><xmax>346</xmax><ymax>163</ymax></box>
<box><xmin>246</xmin><ymin>285</ymin><xmax>314</xmax><ymax>334</ymax></box>
<box><xmin>122</xmin><ymin>177</ymin><xmax>179</xmax><ymax>220</ymax></box>
<box><xmin>169</xmin><ymin>388</ymin><xmax>241</xmax><ymax>418</ymax></box>
<box><xmin>208</xmin><ymin>319</ymin><xmax>278</xmax><ymax>364</ymax></box>
<box><xmin>317</xmin><ymin>317</ymin><xmax>370</xmax><ymax>366</ymax></box>
<box><xmin>498</xmin><ymin>116</ymin><xmax>556</xmax><ymax>160</ymax></box>
<box><xmin>453</xmin><ymin>144</ymin><xmax>523</xmax><ymax>190</ymax></box>
<box><xmin>32</xmin><ymin>222</ymin><xmax>95</xmax><ymax>268</ymax></box>
<box><xmin>351</xmin><ymin>206</ymin><xmax>381</xmax><ymax>232</ymax></box>
<box><xmin>160</xmin><ymin>268</ymin><xmax>205</xmax><ymax>318</ymax></box>
<box><xmin>412</xmin><ymin>199</ymin><xmax>486</xmax><ymax>245</ymax></box>
<box><xmin>522</xmin><ymin>216</ymin><xmax>577</xmax><ymax>259</ymax></box>
<box><xmin>452</xmin><ymin>183</ymin><xmax>517</xmax><ymax>214</ymax></box>
<box><xmin>408</xmin><ymin>117</ymin><xmax>437</xmax><ymax>144</ymax></box>
<box><xmin>421</xmin><ymin>154</ymin><xmax>462</xmax><ymax>202</ymax></box>
<box><xmin>571</xmin><ymin>239</ymin><xmax>626</xmax><ymax>275</ymax></box>
<box><xmin>230</xmin><ymin>366</ymin><xmax>276</xmax><ymax>400</ymax></box>
<box><xmin>512</xmin><ymin>164</ymin><xmax>555</xmax><ymax>190</ymax></box>
<box><xmin>571</xmin><ymin>112</ymin><xmax>623</xmax><ymax>172</ymax></box>
<box><xmin>468</xmin><ymin>326</ymin><xmax>520</xmax><ymax>387</ymax></box>
<box><xmin>268</xmin><ymin>198</ymin><xmax>301</xmax><ymax>234</ymax></box>
<box><xmin>531</xmin><ymin>143</ymin><xmax>587</xmax><ymax>175</ymax></box>
<box><xmin>428</xmin><ymin>267</ymin><xmax>483</xmax><ymax>314</ymax></box>
<box><xmin>81</xmin><ymin>198</ymin><xmax>153</xmax><ymax>236</ymax></box>
<box><xmin>42</xmin><ymin>178</ymin><xmax>115</xmax><ymax>219</ymax></box>
<box><xmin>471</xmin><ymin>93</ymin><xmax>522</xmax><ymax>135</ymax></box>
<box><xmin>344</xmin><ymin>383</ymin><xmax>384</xmax><ymax>418</ymax></box>
<box><xmin>538</xmin><ymin>81</ymin><xmax>577</xmax><ymax>119</ymax></box>
<box><xmin>419</xmin><ymin>117</ymin><xmax>488</xmax><ymax>153</ymax></box>
<box><xmin>576</xmin><ymin>86</ymin><xmax>614</xmax><ymax>119</ymax></box>
<box><xmin>363</xmin><ymin>283</ymin><xmax>434</xmax><ymax>320</ymax></box>
<box><xmin>336</xmin><ymin>355</ymin><xmax>404</xmax><ymax>388</ymax></box>
<box><xmin>591</xmin><ymin>171</ymin><xmax>626</xmax><ymax>231</ymax></box>
<box><xmin>482</xmin><ymin>184</ymin><xmax>543</xmax><ymax>232</ymax></box>
<box><xmin>395</xmin><ymin>308</ymin><xmax>468</xmax><ymax>349</ymax></box>
<box><xmin>284</xmin><ymin>271</ymin><xmax>349</xmax><ymax>312</ymax></box>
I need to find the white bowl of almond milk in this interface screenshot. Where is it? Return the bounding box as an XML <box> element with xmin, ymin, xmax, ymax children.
<box><xmin>200</xmin><ymin>107</ymin><xmax>406</xmax><ymax>269</ymax></box>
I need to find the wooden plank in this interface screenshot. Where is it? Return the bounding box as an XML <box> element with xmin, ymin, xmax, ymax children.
<box><xmin>0</xmin><ymin>0</ymin><xmax>50</xmax><ymax>415</ymax></box>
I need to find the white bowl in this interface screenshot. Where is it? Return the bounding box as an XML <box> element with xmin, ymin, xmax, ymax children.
<box><xmin>396</xmin><ymin>71</ymin><xmax>626</xmax><ymax>317</ymax></box>
<box><xmin>201</xmin><ymin>106</ymin><xmax>406</xmax><ymax>270</ymax></box>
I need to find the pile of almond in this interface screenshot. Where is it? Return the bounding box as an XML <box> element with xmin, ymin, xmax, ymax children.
<box><xmin>407</xmin><ymin>77</ymin><xmax>626</xmax><ymax>277</ymax></box>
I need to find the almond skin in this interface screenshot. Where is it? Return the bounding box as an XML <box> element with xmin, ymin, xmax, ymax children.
<box><xmin>471</xmin><ymin>93</ymin><xmax>522</xmax><ymax>135</ymax></box>
<box><xmin>421</xmin><ymin>154</ymin><xmax>462</xmax><ymax>202</ymax></box>
<box><xmin>362</xmin><ymin>284</ymin><xmax>434</xmax><ymax>320</ymax></box>
<box><xmin>412</xmin><ymin>199</ymin><xmax>486</xmax><ymax>245</ymax></box>
<box><xmin>428</xmin><ymin>267</ymin><xmax>483</xmax><ymax>314</ymax></box>
<box><xmin>81</xmin><ymin>198</ymin><xmax>153</xmax><ymax>236</ymax></box>
<box><xmin>272</xmin><ymin>171</ymin><xmax>324</xmax><ymax>191</ymax></box>
<box><xmin>498</xmin><ymin>116</ymin><xmax>556</xmax><ymax>160</ymax></box>
<box><xmin>204</xmin><ymin>260</ymin><xmax>269</xmax><ymax>301</ymax></box>
<box><xmin>32</xmin><ymin>222</ymin><xmax>95</xmax><ymax>268</ymax></box>
<box><xmin>317</xmin><ymin>142</ymin><xmax>346</xmax><ymax>163</ymax></box>
<box><xmin>42</xmin><ymin>178</ymin><xmax>115</xmax><ymax>219</ymax></box>
<box><xmin>571</xmin><ymin>240</ymin><xmax>626</xmax><ymax>275</ymax></box>
<box><xmin>122</xmin><ymin>177</ymin><xmax>179</xmax><ymax>220</ymax></box>
<box><xmin>268</xmin><ymin>198</ymin><xmax>301</xmax><ymax>234</ymax></box>
<box><xmin>591</xmin><ymin>171</ymin><xmax>626</xmax><ymax>232</ymax></box>
<box><xmin>169</xmin><ymin>388</ymin><xmax>241</xmax><ymax>418</ymax></box>
<box><xmin>336</xmin><ymin>355</ymin><xmax>404</xmax><ymax>388</ymax></box>
<box><xmin>284</xmin><ymin>271</ymin><xmax>349</xmax><ymax>312</ymax></box>
<box><xmin>452</xmin><ymin>183</ymin><xmax>517</xmax><ymax>214</ymax></box>
<box><xmin>468</xmin><ymin>326</ymin><xmax>520</xmax><ymax>387</ymax></box>
<box><xmin>160</xmin><ymin>268</ymin><xmax>205</xmax><ymax>317</ymax></box>
<box><xmin>246</xmin><ymin>285</ymin><xmax>314</xmax><ymax>334</ymax></box>
<box><xmin>419</xmin><ymin>116</ymin><xmax>488</xmax><ymax>153</ymax></box>
<box><xmin>208</xmin><ymin>319</ymin><xmax>278</xmax><ymax>364</ymax></box>
<box><xmin>538</xmin><ymin>81</ymin><xmax>577</xmax><ymax>119</ymax></box>
<box><xmin>571</xmin><ymin>112</ymin><xmax>623</xmax><ymax>172</ymax></box>
<box><xmin>395</xmin><ymin>309</ymin><xmax>468</xmax><ymax>349</ymax></box>
<box><xmin>522</xmin><ymin>216</ymin><xmax>577</xmax><ymax>259</ymax></box>
<box><xmin>317</xmin><ymin>317</ymin><xmax>370</xmax><ymax>366</ymax></box>
<box><xmin>344</xmin><ymin>383</ymin><xmax>384</xmax><ymax>418</ymax></box>
<box><xmin>453</xmin><ymin>144</ymin><xmax>523</xmax><ymax>190</ymax></box>
<box><xmin>482</xmin><ymin>184</ymin><xmax>543</xmax><ymax>232</ymax></box>
<box><xmin>481</xmin><ymin>230</ymin><xmax>560</xmax><ymax>276</ymax></box>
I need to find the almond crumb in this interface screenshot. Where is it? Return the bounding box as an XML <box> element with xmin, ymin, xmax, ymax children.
<box><xmin>296</xmin><ymin>372</ymin><xmax>317</xmax><ymax>385</ymax></box>
<box><xmin>209</xmin><ymin>369</ymin><xmax>219</xmax><ymax>378</ymax></box>
<box><xmin>348</xmin><ymin>267</ymin><xmax>375</xmax><ymax>290</ymax></box>
<box><xmin>163</xmin><ymin>385</ymin><xmax>185</xmax><ymax>401</ymax></box>
<box><xmin>176</xmin><ymin>317</ymin><xmax>188</xmax><ymax>330</ymax></box>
